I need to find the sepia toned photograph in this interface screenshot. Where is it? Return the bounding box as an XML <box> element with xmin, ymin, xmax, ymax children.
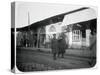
<box><xmin>11</xmin><ymin>2</ymin><xmax>97</xmax><ymax>72</ymax></box>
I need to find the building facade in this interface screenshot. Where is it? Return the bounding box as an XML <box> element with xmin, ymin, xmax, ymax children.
<box><xmin>16</xmin><ymin>8</ymin><xmax>97</xmax><ymax>50</ymax></box>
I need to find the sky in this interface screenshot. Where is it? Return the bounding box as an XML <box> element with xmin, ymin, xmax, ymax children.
<box><xmin>14</xmin><ymin>2</ymin><xmax>97</xmax><ymax>28</ymax></box>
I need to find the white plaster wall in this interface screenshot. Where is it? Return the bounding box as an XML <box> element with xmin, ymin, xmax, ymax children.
<box><xmin>45</xmin><ymin>22</ymin><xmax>62</xmax><ymax>42</ymax></box>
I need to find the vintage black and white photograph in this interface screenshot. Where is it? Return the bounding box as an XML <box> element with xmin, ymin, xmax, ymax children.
<box><xmin>11</xmin><ymin>2</ymin><xmax>97</xmax><ymax>72</ymax></box>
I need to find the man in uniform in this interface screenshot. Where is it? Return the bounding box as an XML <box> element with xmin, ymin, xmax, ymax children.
<box><xmin>51</xmin><ymin>34</ymin><xmax>58</xmax><ymax>60</ymax></box>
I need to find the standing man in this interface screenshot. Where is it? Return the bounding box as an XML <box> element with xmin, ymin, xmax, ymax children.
<box><xmin>58</xmin><ymin>33</ymin><xmax>67</xmax><ymax>58</ymax></box>
<box><xmin>51</xmin><ymin>34</ymin><xmax>58</xmax><ymax>60</ymax></box>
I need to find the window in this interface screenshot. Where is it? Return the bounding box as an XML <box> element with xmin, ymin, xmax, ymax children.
<box><xmin>72</xmin><ymin>30</ymin><xmax>80</xmax><ymax>42</ymax></box>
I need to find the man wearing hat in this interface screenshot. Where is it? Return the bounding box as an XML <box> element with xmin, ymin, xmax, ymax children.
<box><xmin>51</xmin><ymin>34</ymin><xmax>58</xmax><ymax>60</ymax></box>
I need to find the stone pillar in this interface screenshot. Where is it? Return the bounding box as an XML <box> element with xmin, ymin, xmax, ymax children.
<box><xmin>69</xmin><ymin>31</ymin><xmax>72</xmax><ymax>48</ymax></box>
<box><xmin>86</xmin><ymin>29</ymin><xmax>91</xmax><ymax>47</ymax></box>
<box><xmin>37</xmin><ymin>28</ymin><xmax>40</xmax><ymax>48</ymax></box>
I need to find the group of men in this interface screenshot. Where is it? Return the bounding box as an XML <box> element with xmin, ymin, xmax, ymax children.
<box><xmin>51</xmin><ymin>33</ymin><xmax>68</xmax><ymax>60</ymax></box>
